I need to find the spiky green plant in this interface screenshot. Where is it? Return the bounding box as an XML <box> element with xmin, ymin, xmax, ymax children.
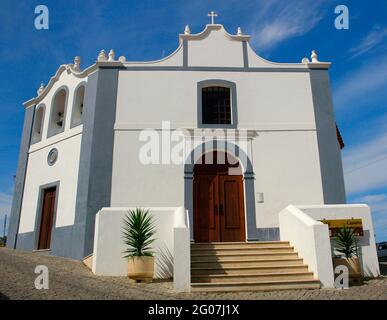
<box><xmin>334</xmin><ymin>226</ymin><xmax>359</xmax><ymax>258</ymax></box>
<box><xmin>122</xmin><ymin>208</ymin><xmax>155</xmax><ymax>258</ymax></box>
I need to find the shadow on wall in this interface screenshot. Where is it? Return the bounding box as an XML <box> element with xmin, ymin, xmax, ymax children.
<box><xmin>155</xmin><ymin>243</ymin><xmax>173</xmax><ymax>279</ymax></box>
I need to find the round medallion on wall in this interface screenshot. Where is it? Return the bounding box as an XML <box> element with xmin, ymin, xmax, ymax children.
<box><xmin>47</xmin><ymin>148</ymin><xmax>58</xmax><ymax>166</ymax></box>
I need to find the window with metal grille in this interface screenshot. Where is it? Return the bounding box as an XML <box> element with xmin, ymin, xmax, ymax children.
<box><xmin>202</xmin><ymin>87</ymin><xmax>231</xmax><ymax>125</ymax></box>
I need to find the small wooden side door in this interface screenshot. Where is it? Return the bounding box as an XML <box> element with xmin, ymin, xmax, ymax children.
<box><xmin>38</xmin><ymin>187</ymin><xmax>56</xmax><ymax>250</ymax></box>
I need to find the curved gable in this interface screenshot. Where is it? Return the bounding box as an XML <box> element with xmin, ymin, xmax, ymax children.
<box><xmin>181</xmin><ymin>24</ymin><xmax>247</xmax><ymax>67</ymax></box>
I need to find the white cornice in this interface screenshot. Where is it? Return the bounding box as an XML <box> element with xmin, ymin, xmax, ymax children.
<box><xmin>306</xmin><ymin>62</ymin><xmax>331</xmax><ymax>69</ymax></box>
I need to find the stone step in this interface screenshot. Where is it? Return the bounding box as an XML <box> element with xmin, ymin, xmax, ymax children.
<box><xmin>191</xmin><ymin>252</ymin><xmax>299</xmax><ymax>262</ymax></box>
<box><xmin>190</xmin><ymin>241</ymin><xmax>319</xmax><ymax>292</ymax></box>
<box><xmin>191</xmin><ymin>241</ymin><xmax>290</xmax><ymax>250</ymax></box>
<box><xmin>191</xmin><ymin>264</ymin><xmax>310</xmax><ymax>276</ymax></box>
<box><xmin>191</xmin><ymin>271</ymin><xmax>315</xmax><ymax>283</ymax></box>
<box><xmin>191</xmin><ymin>257</ymin><xmax>304</xmax><ymax>268</ymax></box>
<box><xmin>191</xmin><ymin>247</ymin><xmax>294</xmax><ymax>255</ymax></box>
<box><xmin>191</xmin><ymin>279</ymin><xmax>320</xmax><ymax>292</ymax></box>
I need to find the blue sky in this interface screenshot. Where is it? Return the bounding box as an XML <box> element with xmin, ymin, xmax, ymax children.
<box><xmin>0</xmin><ymin>0</ymin><xmax>386</xmax><ymax>241</ymax></box>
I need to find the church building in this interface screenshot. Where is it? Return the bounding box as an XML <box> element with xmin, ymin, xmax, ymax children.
<box><xmin>8</xmin><ymin>18</ymin><xmax>378</xmax><ymax>292</ymax></box>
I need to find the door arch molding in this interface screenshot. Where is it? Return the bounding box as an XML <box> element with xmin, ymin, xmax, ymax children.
<box><xmin>184</xmin><ymin>141</ymin><xmax>257</xmax><ymax>241</ymax></box>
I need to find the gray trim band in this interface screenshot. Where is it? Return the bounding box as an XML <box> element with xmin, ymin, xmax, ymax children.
<box><xmin>183</xmin><ymin>40</ymin><xmax>188</xmax><ymax>67</ymax></box>
<box><xmin>7</xmin><ymin>106</ymin><xmax>35</xmax><ymax>249</ymax></box>
<box><xmin>71</xmin><ymin>68</ymin><xmax>119</xmax><ymax>260</ymax></box>
<box><xmin>309</xmin><ymin>69</ymin><xmax>346</xmax><ymax>204</ymax></box>
<box><xmin>242</xmin><ymin>41</ymin><xmax>249</xmax><ymax>69</ymax></box>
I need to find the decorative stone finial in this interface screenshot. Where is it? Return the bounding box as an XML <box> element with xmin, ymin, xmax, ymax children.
<box><xmin>301</xmin><ymin>57</ymin><xmax>310</xmax><ymax>64</ymax></box>
<box><xmin>37</xmin><ymin>83</ymin><xmax>45</xmax><ymax>95</ymax></box>
<box><xmin>108</xmin><ymin>49</ymin><xmax>115</xmax><ymax>62</ymax></box>
<box><xmin>184</xmin><ymin>25</ymin><xmax>191</xmax><ymax>35</ymax></box>
<box><xmin>311</xmin><ymin>50</ymin><xmax>319</xmax><ymax>63</ymax></box>
<box><xmin>73</xmin><ymin>56</ymin><xmax>81</xmax><ymax>71</ymax></box>
<box><xmin>97</xmin><ymin>49</ymin><xmax>107</xmax><ymax>61</ymax></box>
<box><xmin>237</xmin><ymin>27</ymin><xmax>243</xmax><ymax>36</ymax></box>
<box><xmin>118</xmin><ymin>56</ymin><xmax>126</xmax><ymax>63</ymax></box>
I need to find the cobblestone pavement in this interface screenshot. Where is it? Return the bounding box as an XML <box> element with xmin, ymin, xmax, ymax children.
<box><xmin>0</xmin><ymin>247</ymin><xmax>386</xmax><ymax>300</ymax></box>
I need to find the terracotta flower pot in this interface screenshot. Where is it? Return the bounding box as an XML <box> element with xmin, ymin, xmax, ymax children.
<box><xmin>127</xmin><ymin>256</ymin><xmax>155</xmax><ymax>282</ymax></box>
<box><xmin>333</xmin><ymin>257</ymin><xmax>361</xmax><ymax>279</ymax></box>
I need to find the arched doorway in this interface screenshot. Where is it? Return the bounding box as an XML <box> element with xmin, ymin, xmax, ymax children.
<box><xmin>193</xmin><ymin>151</ymin><xmax>246</xmax><ymax>242</ymax></box>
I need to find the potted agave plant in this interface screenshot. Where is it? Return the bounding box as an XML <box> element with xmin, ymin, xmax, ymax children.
<box><xmin>332</xmin><ymin>226</ymin><xmax>361</xmax><ymax>280</ymax></box>
<box><xmin>122</xmin><ymin>208</ymin><xmax>156</xmax><ymax>283</ymax></box>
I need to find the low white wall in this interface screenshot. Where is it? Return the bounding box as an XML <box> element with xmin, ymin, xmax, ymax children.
<box><xmin>173</xmin><ymin>207</ymin><xmax>191</xmax><ymax>291</ymax></box>
<box><xmin>298</xmin><ymin>204</ymin><xmax>380</xmax><ymax>278</ymax></box>
<box><xmin>279</xmin><ymin>205</ymin><xmax>334</xmax><ymax>288</ymax></box>
<box><xmin>279</xmin><ymin>204</ymin><xmax>380</xmax><ymax>288</ymax></box>
<box><xmin>92</xmin><ymin>206</ymin><xmax>191</xmax><ymax>290</ymax></box>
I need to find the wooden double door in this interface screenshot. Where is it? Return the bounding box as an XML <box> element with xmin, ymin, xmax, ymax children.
<box><xmin>193</xmin><ymin>173</ymin><xmax>246</xmax><ymax>242</ymax></box>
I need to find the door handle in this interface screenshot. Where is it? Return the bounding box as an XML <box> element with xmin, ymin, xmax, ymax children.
<box><xmin>219</xmin><ymin>204</ymin><xmax>223</xmax><ymax>215</ymax></box>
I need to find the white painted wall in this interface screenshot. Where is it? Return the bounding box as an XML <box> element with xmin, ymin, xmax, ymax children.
<box><xmin>110</xmin><ymin>131</ymin><xmax>185</xmax><ymax>207</ymax></box>
<box><xmin>188</xmin><ymin>26</ymin><xmax>244</xmax><ymax>67</ymax></box>
<box><xmin>111</xmin><ymin>129</ymin><xmax>325</xmax><ymax>229</ymax></box>
<box><xmin>112</xmin><ymin>67</ymin><xmax>325</xmax><ymax>230</ymax></box>
<box><xmin>115</xmin><ymin>70</ymin><xmax>316</xmax><ymax>129</ymax></box>
<box><xmin>18</xmin><ymin>70</ymin><xmax>87</xmax><ymax>234</ymax></box>
<box><xmin>92</xmin><ymin>207</ymin><xmax>190</xmax><ymax>286</ymax></box>
<box><xmin>19</xmin><ymin>130</ymin><xmax>82</xmax><ymax>232</ymax></box>
<box><xmin>111</xmin><ymin>25</ymin><xmax>328</xmax><ymax>231</ymax></box>
<box><xmin>253</xmin><ymin>131</ymin><xmax>324</xmax><ymax>227</ymax></box>
<box><xmin>173</xmin><ymin>206</ymin><xmax>191</xmax><ymax>291</ymax></box>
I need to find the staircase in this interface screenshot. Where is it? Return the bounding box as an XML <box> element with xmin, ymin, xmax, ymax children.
<box><xmin>191</xmin><ymin>241</ymin><xmax>320</xmax><ymax>292</ymax></box>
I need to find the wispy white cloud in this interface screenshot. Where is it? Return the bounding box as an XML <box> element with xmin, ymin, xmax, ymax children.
<box><xmin>351</xmin><ymin>193</ymin><xmax>387</xmax><ymax>242</ymax></box>
<box><xmin>349</xmin><ymin>26</ymin><xmax>387</xmax><ymax>58</ymax></box>
<box><xmin>249</xmin><ymin>0</ymin><xmax>326</xmax><ymax>51</ymax></box>
<box><xmin>333</xmin><ymin>53</ymin><xmax>387</xmax><ymax>108</ymax></box>
<box><xmin>354</xmin><ymin>194</ymin><xmax>387</xmax><ymax>212</ymax></box>
<box><xmin>343</xmin><ymin>127</ymin><xmax>387</xmax><ymax>195</ymax></box>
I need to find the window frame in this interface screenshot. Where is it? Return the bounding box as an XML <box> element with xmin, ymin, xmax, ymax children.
<box><xmin>197</xmin><ymin>79</ymin><xmax>238</xmax><ymax>129</ymax></box>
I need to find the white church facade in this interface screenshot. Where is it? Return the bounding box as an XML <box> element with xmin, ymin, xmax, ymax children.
<box><xmin>7</xmin><ymin>21</ymin><xmax>380</xmax><ymax>291</ymax></box>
